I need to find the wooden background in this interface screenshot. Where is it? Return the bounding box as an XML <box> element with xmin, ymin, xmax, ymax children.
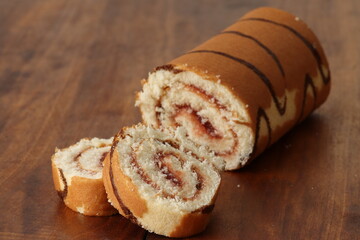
<box><xmin>0</xmin><ymin>0</ymin><xmax>359</xmax><ymax>239</ymax></box>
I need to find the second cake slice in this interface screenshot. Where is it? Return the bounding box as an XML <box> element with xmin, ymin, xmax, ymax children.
<box><xmin>103</xmin><ymin>124</ymin><xmax>222</xmax><ymax>237</ymax></box>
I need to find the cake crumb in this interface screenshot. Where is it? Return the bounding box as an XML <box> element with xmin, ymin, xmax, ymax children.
<box><xmin>237</xmin><ymin>184</ymin><xmax>240</xmax><ymax>188</ymax></box>
<box><xmin>76</xmin><ymin>206</ymin><xmax>85</xmax><ymax>214</ymax></box>
<box><xmin>295</xmin><ymin>17</ymin><xmax>300</xmax><ymax>21</ymax></box>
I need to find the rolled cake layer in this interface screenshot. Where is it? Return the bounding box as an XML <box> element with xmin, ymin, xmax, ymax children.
<box><xmin>52</xmin><ymin>137</ymin><xmax>117</xmax><ymax>216</ymax></box>
<box><xmin>137</xmin><ymin>7</ymin><xmax>331</xmax><ymax>170</ymax></box>
<box><xmin>103</xmin><ymin>124</ymin><xmax>222</xmax><ymax>238</ymax></box>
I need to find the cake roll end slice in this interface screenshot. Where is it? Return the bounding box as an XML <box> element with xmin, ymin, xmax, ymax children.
<box><xmin>51</xmin><ymin>137</ymin><xmax>117</xmax><ymax>216</ymax></box>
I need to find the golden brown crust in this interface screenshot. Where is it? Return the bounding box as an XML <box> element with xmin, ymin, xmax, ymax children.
<box><xmin>169</xmin><ymin>188</ymin><xmax>220</xmax><ymax>238</ymax></box>
<box><xmin>51</xmin><ymin>152</ymin><xmax>117</xmax><ymax>216</ymax></box>
<box><xmin>169</xmin><ymin>211</ymin><xmax>211</xmax><ymax>238</ymax></box>
<box><xmin>51</xmin><ymin>159</ymin><xmax>62</xmax><ymax>193</ymax></box>
<box><xmin>65</xmin><ymin>176</ymin><xmax>116</xmax><ymax>216</ymax></box>
<box><xmin>103</xmin><ymin>150</ymin><xmax>148</xmax><ymax>218</ymax></box>
<box><xmin>242</xmin><ymin>7</ymin><xmax>329</xmax><ymax>67</ymax></box>
<box><xmin>102</xmin><ymin>154</ymin><xmax>124</xmax><ymax>215</ymax></box>
<box><xmin>165</xmin><ymin>7</ymin><xmax>330</xmax><ymax>160</ymax></box>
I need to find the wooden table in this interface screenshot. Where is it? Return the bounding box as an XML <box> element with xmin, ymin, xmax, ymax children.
<box><xmin>0</xmin><ymin>0</ymin><xmax>359</xmax><ymax>239</ymax></box>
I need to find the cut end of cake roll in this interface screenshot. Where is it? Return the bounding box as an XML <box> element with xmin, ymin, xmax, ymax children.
<box><xmin>103</xmin><ymin>124</ymin><xmax>222</xmax><ymax>238</ymax></box>
<box><xmin>136</xmin><ymin>7</ymin><xmax>330</xmax><ymax>170</ymax></box>
<box><xmin>136</xmin><ymin>65</ymin><xmax>255</xmax><ymax>170</ymax></box>
<box><xmin>51</xmin><ymin>137</ymin><xmax>117</xmax><ymax>216</ymax></box>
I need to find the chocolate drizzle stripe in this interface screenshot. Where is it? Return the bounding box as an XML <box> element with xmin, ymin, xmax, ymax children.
<box><xmin>99</xmin><ymin>152</ymin><xmax>108</xmax><ymax>163</ymax></box>
<box><xmin>187</xmin><ymin>50</ymin><xmax>287</xmax><ymax>115</ymax></box>
<box><xmin>220</xmin><ymin>31</ymin><xmax>285</xmax><ymax>77</ymax></box>
<box><xmin>58</xmin><ymin>168</ymin><xmax>68</xmax><ymax>199</ymax></box>
<box><xmin>154</xmin><ymin>64</ymin><xmax>184</xmax><ymax>74</ymax></box>
<box><xmin>298</xmin><ymin>74</ymin><xmax>317</xmax><ymax>123</ymax></box>
<box><xmin>109</xmin><ymin>152</ymin><xmax>137</xmax><ymax>223</ymax></box>
<box><xmin>239</xmin><ymin>17</ymin><xmax>327</xmax><ymax>123</ymax></box>
<box><xmin>157</xmin><ymin>17</ymin><xmax>331</xmax><ymax>161</ymax></box>
<box><xmin>110</xmin><ymin>133</ymin><xmax>120</xmax><ymax>159</ymax></box>
<box><xmin>251</xmin><ymin>108</ymin><xmax>272</xmax><ymax>158</ymax></box>
<box><xmin>240</xmin><ymin>17</ymin><xmax>330</xmax><ymax>84</ymax></box>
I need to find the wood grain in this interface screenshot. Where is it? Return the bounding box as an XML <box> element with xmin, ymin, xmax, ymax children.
<box><xmin>0</xmin><ymin>0</ymin><xmax>359</xmax><ymax>239</ymax></box>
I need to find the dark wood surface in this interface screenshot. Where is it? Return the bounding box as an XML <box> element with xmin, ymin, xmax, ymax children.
<box><xmin>0</xmin><ymin>0</ymin><xmax>359</xmax><ymax>239</ymax></box>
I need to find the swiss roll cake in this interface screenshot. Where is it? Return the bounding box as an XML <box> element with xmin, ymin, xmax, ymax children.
<box><xmin>103</xmin><ymin>124</ymin><xmax>222</xmax><ymax>237</ymax></box>
<box><xmin>136</xmin><ymin>7</ymin><xmax>331</xmax><ymax>170</ymax></box>
<box><xmin>51</xmin><ymin>137</ymin><xmax>117</xmax><ymax>216</ymax></box>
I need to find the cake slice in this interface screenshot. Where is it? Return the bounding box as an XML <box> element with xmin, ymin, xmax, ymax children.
<box><xmin>51</xmin><ymin>137</ymin><xmax>117</xmax><ymax>216</ymax></box>
<box><xmin>103</xmin><ymin>124</ymin><xmax>222</xmax><ymax>237</ymax></box>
